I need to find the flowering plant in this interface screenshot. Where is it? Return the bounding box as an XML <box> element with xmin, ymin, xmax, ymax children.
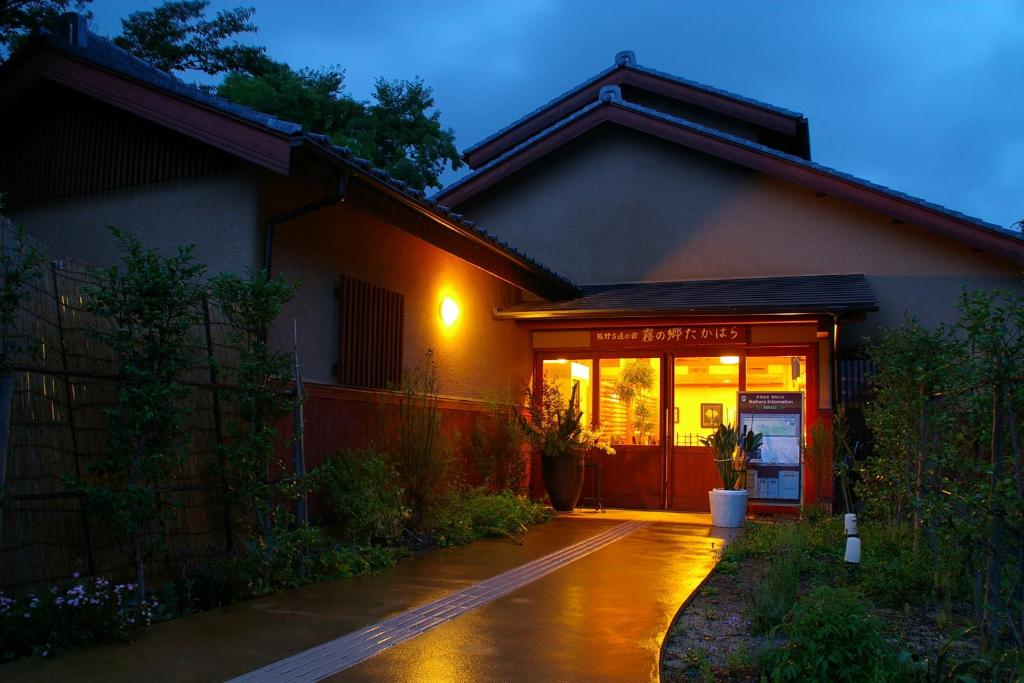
<box><xmin>0</xmin><ymin>573</ymin><xmax>155</xmax><ymax>661</ymax></box>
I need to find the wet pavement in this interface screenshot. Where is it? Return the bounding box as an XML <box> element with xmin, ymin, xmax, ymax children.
<box><xmin>4</xmin><ymin>510</ymin><xmax>732</xmax><ymax>682</ymax></box>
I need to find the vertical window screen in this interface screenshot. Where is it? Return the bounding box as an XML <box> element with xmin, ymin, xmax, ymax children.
<box><xmin>337</xmin><ymin>274</ymin><xmax>404</xmax><ymax>389</ymax></box>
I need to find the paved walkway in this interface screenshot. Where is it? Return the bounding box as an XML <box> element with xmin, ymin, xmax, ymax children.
<box><xmin>5</xmin><ymin>510</ymin><xmax>732</xmax><ymax>682</ymax></box>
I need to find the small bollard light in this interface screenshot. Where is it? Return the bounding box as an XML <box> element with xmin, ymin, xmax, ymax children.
<box><xmin>844</xmin><ymin>536</ymin><xmax>861</xmax><ymax>564</ymax></box>
<box><xmin>844</xmin><ymin>513</ymin><xmax>858</xmax><ymax>536</ymax></box>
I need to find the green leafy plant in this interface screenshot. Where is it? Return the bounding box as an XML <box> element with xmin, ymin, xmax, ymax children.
<box><xmin>425</xmin><ymin>488</ymin><xmax>553</xmax><ymax>548</ymax></box>
<box><xmin>0</xmin><ymin>574</ymin><xmax>155</xmax><ymax>661</ymax></box>
<box><xmin>521</xmin><ymin>374</ymin><xmax>584</xmax><ymax>461</ymax></box>
<box><xmin>0</xmin><ymin>211</ymin><xmax>45</xmax><ymax>547</ymax></box>
<box><xmin>211</xmin><ymin>269</ymin><xmax>298</xmax><ymax>543</ymax></box>
<box><xmin>614</xmin><ymin>360</ymin><xmax>655</xmax><ymax>443</ymax></box>
<box><xmin>315</xmin><ymin>446</ymin><xmax>409</xmax><ymax>545</ymax></box>
<box><xmin>470</xmin><ymin>390</ymin><xmax>530</xmax><ymax>494</ymax></box>
<box><xmin>386</xmin><ymin>350</ymin><xmax>450</xmax><ymax>528</ymax></box>
<box><xmin>700</xmin><ymin>422</ymin><xmax>744</xmax><ymax>490</ymax></box>
<box><xmin>80</xmin><ymin>228</ymin><xmax>206</xmax><ymax>601</ymax></box>
<box><xmin>762</xmin><ymin>585</ymin><xmax>900</xmax><ymax>682</ymax></box>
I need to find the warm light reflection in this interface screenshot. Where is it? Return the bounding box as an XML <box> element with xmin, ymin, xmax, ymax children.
<box><xmin>439</xmin><ymin>296</ymin><xmax>460</xmax><ymax>327</ymax></box>
<box><xmin>570</xmin><ymin>362</ymin><xmax>590</xmax><ymax>381</ymax></box>
<box><xmin>719</xmin><ymin>355</ymin><xmax>740</xmax><ymax>365</ymax></box>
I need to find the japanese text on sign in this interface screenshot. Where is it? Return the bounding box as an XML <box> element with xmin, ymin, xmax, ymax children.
<box><xmin>591</xmin><ymin>325</ymin><xmax>745</xmax><ymax>346</ymax></box>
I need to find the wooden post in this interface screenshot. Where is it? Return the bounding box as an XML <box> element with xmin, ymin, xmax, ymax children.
<box><xmin>202</xmin><ymin>296</ymin><xmax>233</xmax><ymax>551</ymax></box>
<box><xmin>52</xmin><ymin>263</ymin><xmax>95</xmax><ymax>577</ymax></box>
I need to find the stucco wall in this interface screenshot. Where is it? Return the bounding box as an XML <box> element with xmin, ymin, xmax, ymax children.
<box><xmin>456</xmin><ymin>125</ymin><xmax>1022</xmax><ymax>343</ymax></box>
<box><xmin>8</xmin><ymin>164</ymin><xmax>262</xmax><ymax>276</ymax></box>
<box><xmin>264</xmin><ymin>177</ymin><xmax>533</xmax><ymax>397</ymax></box>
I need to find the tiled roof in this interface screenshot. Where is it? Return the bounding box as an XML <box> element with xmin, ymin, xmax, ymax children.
<box><xmin>464</xmin><ymin>55</ymin><xmax>804</xmax><ymax>157</ymax></box>
<box><xmin>495</xmin><ymin>274</ymin><xmax>877</xmax><ymax>319</ymax></box>
<box><xmin>440</xmin><ymin>93</ymin><xmax>1023</xmax><ymax>246</ymax></box>
<box><xmin>29</xmin><ymin>23</ymin><xmax>578</xmax><ymax>295</ymax></box>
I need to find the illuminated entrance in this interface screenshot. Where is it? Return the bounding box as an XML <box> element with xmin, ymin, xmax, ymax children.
<box><xmin>535</xmin><ymin>323</ymin><xmax>820</xmax><ymax>512</ymax></box>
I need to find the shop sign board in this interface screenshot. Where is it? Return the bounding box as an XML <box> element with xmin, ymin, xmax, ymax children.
<box><xmin>591</xmin><ymin>325</ymin><xmax>748</xmax><ymax>348</ymax></box>
<box><xmin>737</xmin><ymin>392</ymin><xmax>803</xmax><ymax>502</ymax></box>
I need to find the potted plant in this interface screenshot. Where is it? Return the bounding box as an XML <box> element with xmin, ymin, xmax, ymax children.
<box><xmin>614</xmin><ymin>360</ymin><xmax>655</xmax><ymax>444</ymax></box>
<box><xmin>700</xmin><ymin>423</ymin><xmax>762</xmax><ymax>527</ymax></box>
<box><xmin>523</xmin><ymin>376</ymin><xmax>614</xmax><ymax>511</ymax></box>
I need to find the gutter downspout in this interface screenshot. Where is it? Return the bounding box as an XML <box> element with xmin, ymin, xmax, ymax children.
<box><xmin>263</xmin><ymin>175</ymin><xmax>349</xmax><ymax>275</ymax></box>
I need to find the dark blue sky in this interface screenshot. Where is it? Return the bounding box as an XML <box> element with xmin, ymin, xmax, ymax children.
<box><xmin>87</xmin><ymin>1</ymin><xmax>1024</xmax><ymax>229</ymax></box>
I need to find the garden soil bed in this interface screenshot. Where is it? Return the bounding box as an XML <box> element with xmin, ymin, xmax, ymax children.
<box><xmin>661</xmin><ymin>549</ymin><xmax>977</xmax><ymax>681</ymax></box>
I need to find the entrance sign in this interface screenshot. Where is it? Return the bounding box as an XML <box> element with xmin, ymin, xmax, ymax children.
<box><xmin>591</xmin><ymin>325</ymin><xmax>748</xmax><ymax>348</ymax></box>
<box><xmin>738</xmin><ymin>392</ymin><xmax>803</xmax><ymax>502</ymax></box>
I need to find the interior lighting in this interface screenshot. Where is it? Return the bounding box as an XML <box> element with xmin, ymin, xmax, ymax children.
<box><xmin>439</xmin><ymin>296</ymin><xmax>460</xmax><ymax>327</ymax></box>
<box><xmin>570</xmin><ymin>362</ymin><xmax>590</xmax><ymax>380</ymax></box>
<box><xmin>719</xmin><ymin>355</ymin><xmax>740</xmax><ymax>365</ymax></box>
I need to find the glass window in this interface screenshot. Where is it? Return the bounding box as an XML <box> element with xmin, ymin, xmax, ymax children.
<box><xmin>673</xmin><ymin>356</ymin><xmax>740</xmax><ymax>447</ymax></box>
<box><xmin>745</xmin><ymin>355</ymin><xmax>806</xmax><ymax>393</ymax></box>
<box><xmin>598</xmin><ymin>357</ymin><xmax>661</xmax><ymax>445</ymax></box>
<box><xmin>541</xmin><ymin>359</ymin><xmax>593</xmax><ymax>427</ymax></box>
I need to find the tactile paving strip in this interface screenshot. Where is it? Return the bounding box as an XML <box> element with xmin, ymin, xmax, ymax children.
<box><xmin>229</xmin><ymin>520</ymin><xmax>647</xmax><ymax>682</ymax></box>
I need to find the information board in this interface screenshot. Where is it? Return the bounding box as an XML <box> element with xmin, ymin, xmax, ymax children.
<box><xmin>737</xmin><ymin>392</ymin><xmax>803</xmax><ymax>502</ymax></box>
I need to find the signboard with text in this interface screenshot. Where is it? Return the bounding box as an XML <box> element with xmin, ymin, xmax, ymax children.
<box><xmin>590</xmin><ymin>325</ymin><xmax>748</xmax><ymax>348</ymax></box>
<box><xmin>738</xmin><ymin>392</ymin><xmax>803</xmax><ymax>503</ymax></box>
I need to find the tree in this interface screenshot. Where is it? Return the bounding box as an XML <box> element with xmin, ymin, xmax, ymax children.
<box><xmin>357</xmin><ymin>78</ymin><xmax>463</xmax><ymax>191</ymax></box>
<box><xmin>114</xmin><ymin>0</ymin><xmax>265</xmax><ymax>76</ymax></box>
<box><xmin>218</xmin><ymin>66</ymin><xmax>462</xmax><ymax>191</ymax></box>
<box><xmin>80</xmin><ymin>229</ymin><xmax>206</xmax><ymax>601</ymax></box>
<box><xmin>0</xmin><ymin>0</ymin><xmax>92</xmax><ymax>58</ymax></box>
<box><xmin>217</xmin><ymin>62</ymin><xmax>363</xmax><ymax>137</ymax></box>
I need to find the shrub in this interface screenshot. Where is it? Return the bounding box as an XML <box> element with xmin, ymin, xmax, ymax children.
<box><xmin>0</xmin><ymin>575</ymin><xmax>155</xmax><ymax>660</ymax></box>
<box><xmin>762</xmin><ymin>586</ymin><xmax>900</xmax><ymax>683</ymax></box>
<box><xmin>387</xmin><ymin>351</ymin><xmax>451</xmax><ymax>527</ymax></box>
<box><xmin>856</xmin><ymin>524</ymin><xmax>933</xmax><ymax>608</ymax></box>
<box><xmin>470</xmin><ymin>394</ymin><xmax>529</xmax><ymax>494</ymax></box>
<box><xmin>170</xmin><ymin>527</ymin><xmax>409</xmax><ymax>612</ymax></box>
<box><xmin>426</xmin><ymin>489</ymin><xmax>553</xmax><ymax>548</ymax></box>
<box><xmin>750</xmin><ymin>550</ymin><xmax>800</xmax><ymax>635</ymax></box>
<box><xmin>316</xmin><ymin>447</ymin><xmax>409</xmax><ymax>545</ymax></box>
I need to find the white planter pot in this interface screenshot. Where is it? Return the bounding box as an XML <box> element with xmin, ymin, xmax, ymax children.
<box><xmin>709</xmin><ymin>488</ymin><xmax>748</xmax><ymax>528</ymax></box>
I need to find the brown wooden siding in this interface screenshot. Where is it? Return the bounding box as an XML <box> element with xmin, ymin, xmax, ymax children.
<box><xmin>0</xmin><ymin>82</ymin><xmax>232</xmax><ymax>206</ymax></box>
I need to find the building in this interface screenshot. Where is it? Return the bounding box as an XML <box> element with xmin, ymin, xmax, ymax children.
<box><xmin>2</xmin><ymin>23</ymin><xmax>1020</xmax><ymax>513</ymax></box>
<box><xmin>437</xmin><ymin>50</ymin><xmax>1023</xmax><ymax>511</ymax></box>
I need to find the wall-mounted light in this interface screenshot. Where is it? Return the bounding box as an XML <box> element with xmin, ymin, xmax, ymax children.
<box><xmin>719</xmin><ymin>355</ymin><xmax>740</xmax><ymax>365</ymax></box>
<box><xmin>439</xmin><ymin>296</ymin><xmax>460</xmax><ymax>327</ymax></box>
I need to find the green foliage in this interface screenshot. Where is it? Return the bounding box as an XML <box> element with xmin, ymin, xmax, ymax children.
<box><xmin>0</xmin><ymin>0</ymin><xmax>92</xmax><ymax>58</ymax></box>
<box><xmin>217</xmin><ymin>62</ymin><xmax>363</xmax><ymax>135</ymax></box>
<box><xmin>386</xmin><ymin>351</ymin><xmax>450</xmax><ymax>527</ymax></box>
<box><xmin>857</xmin><ymin>524</ymin><xmax>934</xmax><ymax>608</ymax></box>
<box><xmin>762</xmin><ymin>586</ymin><xmax>899</xmax><ymax>683</ymax></box>
<box><xmin>0</xmin><ymin>220</ymin><xmax>45</xmax><ymax>370</ymax></box>
<box><xmin>168</xmin><ymin>528</ymin><xmax>408</xmax><ymax>614</ymax></box>
<box><xmin>219</xmin><ymin>68</ymin><xmax>462</xmax><ymax>190</ymax></box>
<box><xmin>859</xmin><ymin>285</ymin><xmax>1024</xmax><ymax>649</ymax></box>
<box><xmin>470</xmin><ymin>391</ymin><xmax>530</xmax><ymax>494</ymax></box>
<box><xmin>750</xmin><ymin>530</ymin><xmax>802</xmax><ymax>634</ymax></box>
<box><xmin>425</xmin><ymin>488</ymin><xmax>553</xmax><ymax>548</ymax></box>
<box><xmin>113</xmin><ymin>0</ymin><xmax>266</xmax><ymax>76</ymax></box>
<box><xmin>315</xmin><ymin>447</ymin><xmax>409</xmax><ymax>545</ymax></box>
<box><xmin>522</xmin><ymin>374</ymin><xmax>587</xmax><ymax>461</ymax></box>
<box><xmin>80</xmin><ymin>228</ymin><xmax>206</xmax><ymax>599</ymax></box>
<box><xmin>699</xmin><ymin>422</ymin><xmax>744</xmax><ymax>490</ymax></box>
<box><xmin>211</xmin><ymin>269</ymin><xmax>297</xmax><ymax>541</ymax></box>
<box><xmin>0</xmin><ymin>575</ymin><xmax>155</xmax><ymax>661</ymax></box>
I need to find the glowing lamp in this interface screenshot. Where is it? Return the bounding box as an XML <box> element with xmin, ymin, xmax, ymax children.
<box><xmin>439</xmin><ymin>297</ymin><xmax>460</xmax><ymax>327</ymax></box>
<box><xmin>719</xmin><ymin>355</ymin><xmax>740</xmax><ymax>365</ymax></box>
